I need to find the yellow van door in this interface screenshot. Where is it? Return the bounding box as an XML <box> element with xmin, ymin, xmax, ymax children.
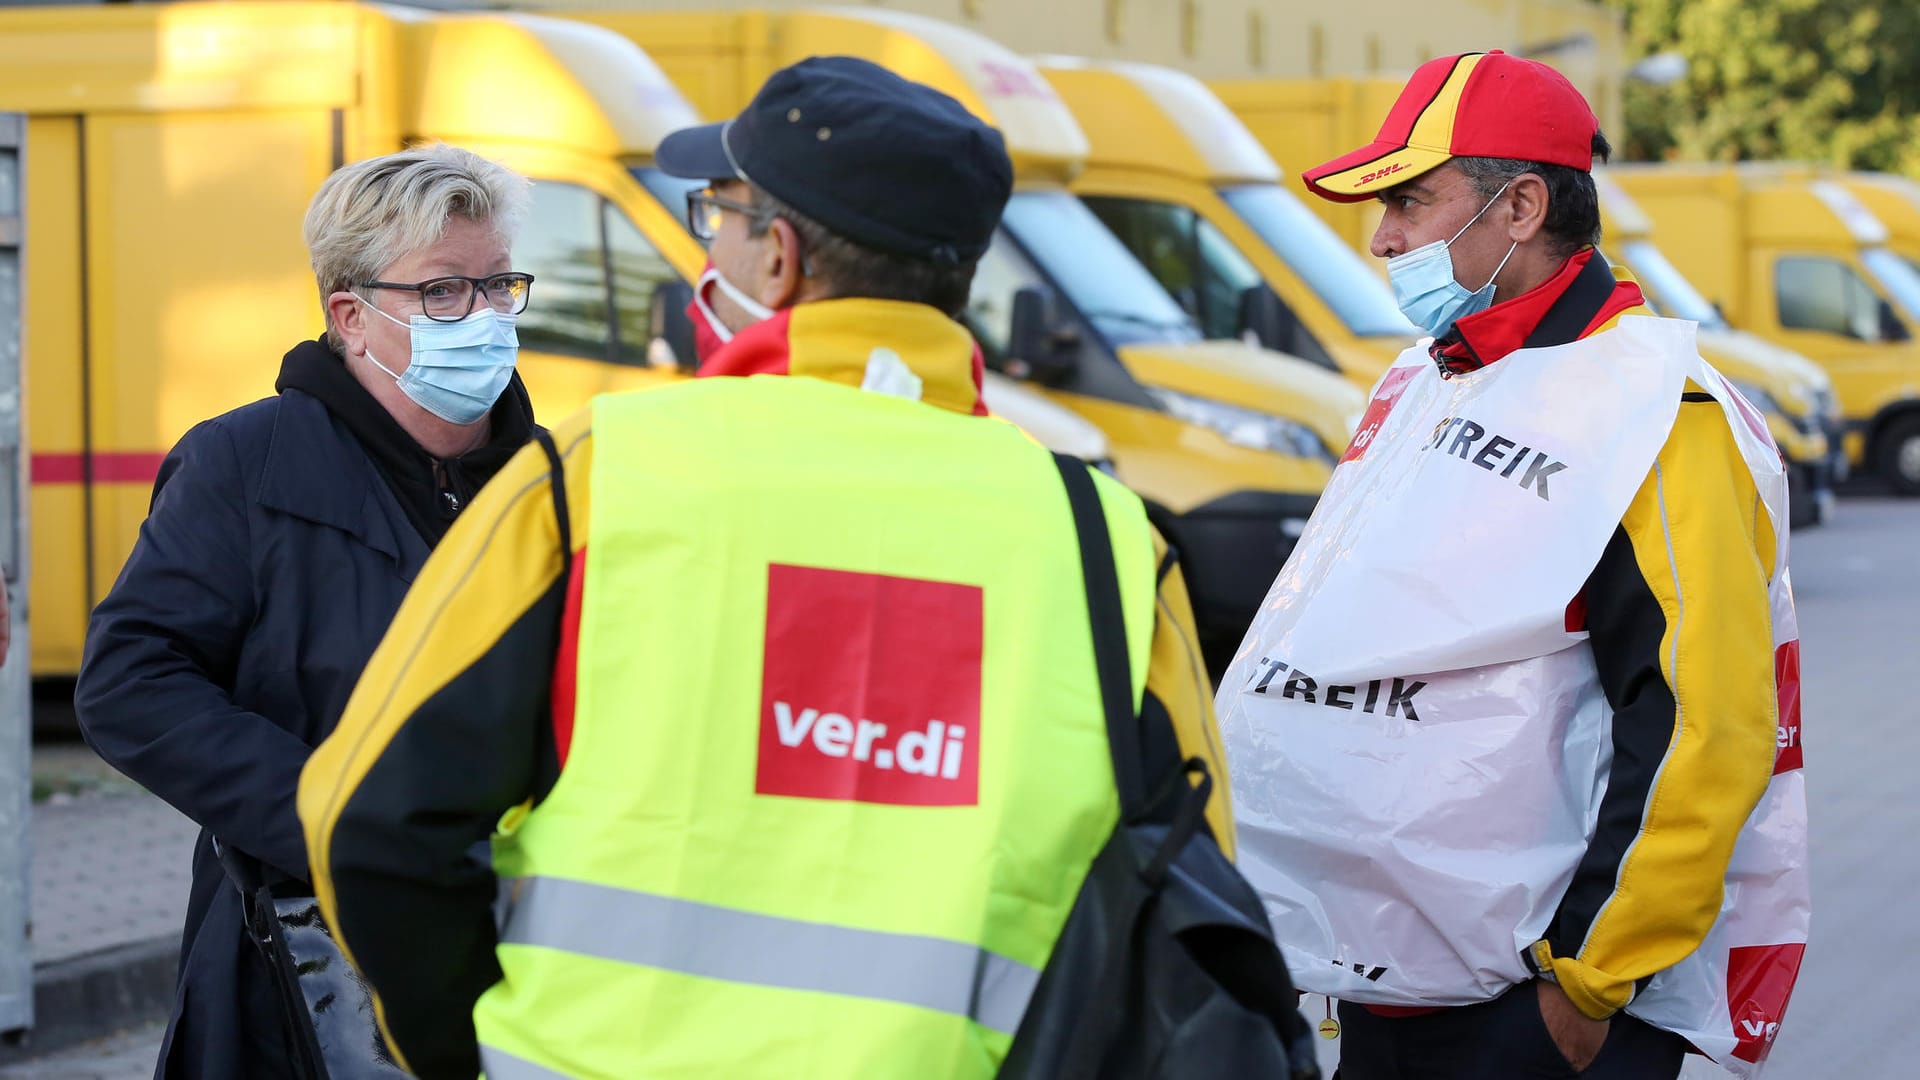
<box><xmin>45</xmin><ymin>109</ymin><xmax>339</xmax><ymax>675</ymax></box>
<box><xmin>1766</xmin><ymin>249</ymin><xmax>1920</xmax><ymax>465</ymax></box>
<box><xmin>24</xmin><ymin>116</ymin><xmax>88</xmax><ymax>676</ymax></box>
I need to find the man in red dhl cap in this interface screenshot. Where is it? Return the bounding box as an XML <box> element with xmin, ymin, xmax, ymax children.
<box><xmin>1217</xmin><ymin>51</ymin><xmax>1807</xmax><ymax>1079</ymax></box>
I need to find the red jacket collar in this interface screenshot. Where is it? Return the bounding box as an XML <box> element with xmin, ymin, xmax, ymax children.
<box><xmin>1432</xmin><ymin>248</ymin><xmax>1644</xmax><ymax>374</ymax></box>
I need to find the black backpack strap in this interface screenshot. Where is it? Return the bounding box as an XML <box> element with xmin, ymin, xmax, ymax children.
<box><xmin>533</xmin><ymin>428</ymin><xmax>572</xmax><ymax>573</ymax></box>
<box><xmin>1050</xmin><ymin>452</ymin><xmax>1147</xmax><ymax>816</ymax></box>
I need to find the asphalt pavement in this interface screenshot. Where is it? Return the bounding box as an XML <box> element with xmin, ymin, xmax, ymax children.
<box><xmin>4</xmin><ymin>496</ymin><xmax>1916</xmax><ymax>1079</ymax></box>
<box><xmin>1752</xmin><ymin>496</ymin><xmax>1918</xmax><ymax>1078</ymax></box>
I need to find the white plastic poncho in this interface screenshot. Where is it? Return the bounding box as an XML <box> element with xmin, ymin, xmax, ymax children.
<box><xmin>1216</xmin><ymin>316</ymin><xmax>1808</xmax><ymax>1075</ymax></box>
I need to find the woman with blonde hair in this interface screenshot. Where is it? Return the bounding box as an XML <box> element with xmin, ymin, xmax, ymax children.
<box><xmin>75</xmin><ymin>144</ymin><xmax>537</xmax><ymax>1078</ymax></box>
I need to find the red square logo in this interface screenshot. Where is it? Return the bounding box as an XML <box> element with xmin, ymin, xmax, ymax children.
<box><xmin>756</xmin><ymin>564</ymin><xmax>983</xmax><ymax>807</ymax></box>
<box><xmin>1774</xmin><ymin>640</ymin><xmax>1803</xmax><ymax>775</ymax></box>
<box><xmin>1341</xmin><ymin>366</ymin><xmax>1420</xmax><ymax>465</ymax></box>
<box><xmin>1727</xmin><ymin>941</ymin><xmax>1806</xmax><ymax>1063</ymax></box>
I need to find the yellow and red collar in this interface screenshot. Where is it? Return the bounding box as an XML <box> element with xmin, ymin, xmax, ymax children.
<box><xmin>699</xmin><ymin>298</ymin><xmax>989</xmax><ymax>417</ymax></box>
<box><xmin>1432</xmin><ymin>249</ymin><xmax>1646</xmax><ymax>375</ymax></box>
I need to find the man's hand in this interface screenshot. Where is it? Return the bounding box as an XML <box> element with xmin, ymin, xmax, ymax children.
<box><xmin>1536</xmin><ymin>978</ymin><xmax>1610</xmax><ymax>1071</ymax></box>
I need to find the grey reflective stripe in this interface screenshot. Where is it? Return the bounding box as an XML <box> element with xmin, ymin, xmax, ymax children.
<box><xmin>480</xmin><ymin>1044</ymin><xmax>574</xmax><ymax>1080</ymax></box>
<box><xmin>499</xmin><ymin>875</ymin><xmax>1041</xmax><ymax>1035</ymax></box>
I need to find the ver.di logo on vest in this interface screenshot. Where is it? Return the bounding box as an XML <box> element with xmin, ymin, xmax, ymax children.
<box><xmin>755</xmin><ymin>563</ymin><xmax>983</xmax><ymax>807</ymax></box>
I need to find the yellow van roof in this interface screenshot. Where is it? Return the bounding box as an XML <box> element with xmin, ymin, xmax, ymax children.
<box><xmin>1610</xmin><ymin>163</ymin><xmax>1878</xmax><ymax>248</ymax></box>
<box><xmin>406</xmin><ymin>12</ymin><xmax>699</xmax><ymax>161</ymax></box>
<box><xmin>1034</xmin><ymin>57</ymin><xmax>1280</xmax><ymax>185</ymax></box>
<box><xmin>1591</xmin><ymin>169</ymin><xmax>1652</xmax><ymax>239</ymax></box>
<box><xmin>0</xmin><ymin>0</ymin><xmax>365</xmax><ymax>113</ymax></box>
<box><xmin>1806</xmin><ymin>179</ymin><xmax>1892</xmax><ymax>245</ymax></box>
<box><xmin>1838</xmin><ymin>174</ymin><xmax>1920</xmax><ymax>246</ymax></box>
<box><xmin>762</xmin><ymin>7</ymin><xmax>1088</xmax><ymax>183</ymax></box>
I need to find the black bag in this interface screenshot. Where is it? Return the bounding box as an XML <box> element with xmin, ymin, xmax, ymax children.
<box><xmin>999</xmin><ymin>455</ymin><xmax>1321</xmax><ymax>1080</ymax></box>
<box><xmin>219</xmin><ymin>840</ymin><xmax>412</xmax><ymax>1079</ymax></box>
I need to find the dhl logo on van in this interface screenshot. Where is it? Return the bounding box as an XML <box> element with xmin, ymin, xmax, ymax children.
<box><xmin>978</xmin><ymin>60</ymin><xmax>1059</xmax><ymax>103</ymax></box>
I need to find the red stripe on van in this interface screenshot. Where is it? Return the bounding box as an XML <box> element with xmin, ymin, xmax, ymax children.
<box><xmin>30</xmin><ymin>452</ymin><xmax>166</xmax><ymax>486</ymax></box>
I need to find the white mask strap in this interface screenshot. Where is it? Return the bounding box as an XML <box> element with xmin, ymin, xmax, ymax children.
<box><xmin>353</xmin><ymin>295</ymin><xmax>408</xmax><ymax>380</ymax></box>
<box><xmin>694</xmin><ymin>267</ymin><xmax>776</xmax><ymax>344</ymax></box>
<box><xmin>1447</xmin><ymin>178</ymin><xmax>1514</xmax><ymax>247</ymax></box>
<box><xmin>707</xmin><ymin>266</ymin><xmax>775</xmax><ymax>321</ymax></box>
<box><xmin>1480</xmin><ymin>241</ymin><xmax>1520</xmax><ymax>293</ymax></box>
<box><xmin>361</xmin><ymin>345</ymin><xmax>404</xmax><ymax>382</ymax></box>
<box><xmin>355</xmin><ymin>293</ymin><xmax>415</xmax><ymax>330</ymax></box>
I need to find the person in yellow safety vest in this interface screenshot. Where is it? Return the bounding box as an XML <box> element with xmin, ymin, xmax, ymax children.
<box><xmin>297</xmin><ymin>57</ymin><xmax>1232</xmax><ymax>1080</ymax></box>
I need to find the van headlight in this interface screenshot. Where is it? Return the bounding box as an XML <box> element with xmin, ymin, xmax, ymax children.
<box><xmin>1730</xmin><ymin>380</ymin><xmax>1817</xmax><ymax>437</ymax></box>
<box><xmin>1728</xmin><ymin>379</ymin><xmax>1786</xmax><ymax>419</ymax></box>
<box><xmin>1810</xmin><ymin>384</ymin><xmax>1840</xmax><ymax>423</ymax></box>
<box><xmin>1144</xmin><ymin>387</ymin><xmax>1336</xmax><ymax>463</ymax></box>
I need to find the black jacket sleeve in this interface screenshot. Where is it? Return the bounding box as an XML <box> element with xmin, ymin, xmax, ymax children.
<box><xmin>75</xmin><ymin>417</ymin><xmax>314</xmax><ymax>880</ymax></box>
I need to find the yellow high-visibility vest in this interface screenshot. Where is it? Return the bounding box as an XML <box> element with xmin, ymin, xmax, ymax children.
<box><xmin>474</xmin><ymin>374</ymin><xmax>1156</xmax><ymax>1079</ymax></box>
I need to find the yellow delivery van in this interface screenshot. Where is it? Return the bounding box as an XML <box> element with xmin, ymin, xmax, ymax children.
<box><xmin>1211</xmin><ymin>76</ymin><xmax>1407</xmax><ymax>254</ymax></box>
<box><xmin>1839</xmin><ymin>172</ymin><xmax>1920</xmax><ymax>300</ymax></box>
<box><xmin>1034</xmin><ymin>57</ymin><xmax>1415</xmax><ymax>392</ymax></box>
<box><xmin>567</xmin><ymin>6</ymin><xmax>1368</xmax><ymax>672</ymax></box>
<box><xmin>1592</xmin><ymin>170</ymin><xmax>1842</xmax><ymax>525</ymax></box>
<box><xmin>1836</xmin><ymin>171</ymin><xmax>1920</xmax><ymax>491</ymax></box>
<box><xmin>0</xmin><ymin>0</ymin><xmax>1104</xmax><ymax>678</ymax></box>
<box><xmin>1610</xmin><ymin>164</ymin><xmax>1920</xmax><ymax>493</ymax></box>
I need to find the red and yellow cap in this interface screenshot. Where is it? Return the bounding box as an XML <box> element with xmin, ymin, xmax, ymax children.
<box><xmin>1302</xmin><ymin>51</ymin><xmax>1598</xmax><ymax>203</ymax></box>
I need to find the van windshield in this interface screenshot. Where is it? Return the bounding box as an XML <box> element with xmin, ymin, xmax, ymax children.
<box><xmin>1221</xmin><ymin>184</ymin><xmax>1416</xmax><ymax>338</ymax></box>
<box><xmin>1000</xmin><ymin>191</ymin><xmax>1201</xmax><ymax>348</ymax></box>
<box><xmin>1861</xmin><ymin>246</ymin><xmax>1920</xmax><ymax>323</ymax></box>
<box><xmin>1618</xmin><ymin>240</ymin><xmax>1728</xmax><ymax>329</ymax></box>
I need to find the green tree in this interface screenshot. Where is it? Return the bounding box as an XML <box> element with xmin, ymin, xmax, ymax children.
<box><xmin>1608</xmin><ymin>0</ymin><xmax>1920</xmax><ymax>174</ymax></box>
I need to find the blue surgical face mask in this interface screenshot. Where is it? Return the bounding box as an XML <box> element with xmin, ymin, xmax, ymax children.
<box><xmin>358</xmin><ymin>298</ymin><xmax>518</xmax><ymax>425</ymax></box>
<box><xmin>1386</xmin><ymin>180</ymin><xmax>1519</xmax><ymax>339</ymax></box>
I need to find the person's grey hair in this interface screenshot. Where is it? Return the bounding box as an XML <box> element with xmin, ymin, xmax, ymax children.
<box><xmin>744</xmin><ymin>187</ymin><xmax>980</xmax><ymax>318</ymax></box>
<box><xmin>304</xmin><ymin>144</ymin><xmax>532</xmax><ymax>348</ymax></box>
<box><xmin>1451</xmin><ymin>131</ymin><xmax>1613</xmax><ymax>258</ymax></box>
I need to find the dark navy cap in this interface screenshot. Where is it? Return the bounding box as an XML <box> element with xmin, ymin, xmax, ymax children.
<box><xmin>656</xmin><ymin>56</ymin><xmax>1014</xmax><ymax>265</ymax></box>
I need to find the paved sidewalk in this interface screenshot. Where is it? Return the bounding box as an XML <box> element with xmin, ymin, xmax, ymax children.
<box><xmin>1</xmin><ymin>745</ymin><xmax>194</xmax><ymax>1068</ymax></box>
<box><xmin>0</xmin><ymin>1023</ymin><xmax>162</xmax><ymax>1080</ymax></box>
<box><xmin>31</xmin><ymin>784</ymin><xmax>195</xmax><ymax>967</ymax></box>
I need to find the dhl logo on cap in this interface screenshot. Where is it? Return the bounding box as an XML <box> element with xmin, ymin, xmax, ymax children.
<box><xmin>1302</xmin><ymin>50</ymin><xmax>1600</xmax><ymax>204</ymax></box>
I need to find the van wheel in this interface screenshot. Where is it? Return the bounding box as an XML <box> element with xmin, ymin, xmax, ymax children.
<box><xmin>1878</xmin><ymin>413</ymin><xmax>1920</xmax><ymax>496</ymax></box>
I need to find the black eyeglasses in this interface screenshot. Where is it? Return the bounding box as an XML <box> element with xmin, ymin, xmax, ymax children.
<box><xmin>360</xmin><ymin>272</ymin><xmax>536</xmax><ymax>322</ymax></box>
<box><xmin>686</xmin><ymin>189</ymin><xmax>771</xmax><ymax>242</ymax></box>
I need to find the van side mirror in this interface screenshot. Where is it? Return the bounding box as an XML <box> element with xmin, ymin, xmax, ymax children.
<box><xmin>1238</xmin><ymin>283</ymin><xmax>1300</xmax><ymax>353</ymax></box>
<box><xmin>649</xmin><ymin>280</ymin><xmax>698</xmax><ymax>371</ymax></box>
<box><xmin>1008</xmin><ymin>285</ymin><xmax>1079</xmax><ymax>384</ymax></box>
<box><xmin>1879</xmin><ymin>298</ymin><xmax>1911</xmax><ymax>343</ymax></box>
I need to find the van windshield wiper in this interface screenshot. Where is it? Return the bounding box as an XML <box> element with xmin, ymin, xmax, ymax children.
<box><xmin>1078</xmin><ymin>309</ymin><xmax>1195</xmax><ymax>333</ymax></box>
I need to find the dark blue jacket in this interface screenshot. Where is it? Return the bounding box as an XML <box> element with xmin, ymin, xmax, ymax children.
<box><xmin>74</xmin><ymin>368</ymin><xmax>526</xmax><ymax>1077</ymax></box>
